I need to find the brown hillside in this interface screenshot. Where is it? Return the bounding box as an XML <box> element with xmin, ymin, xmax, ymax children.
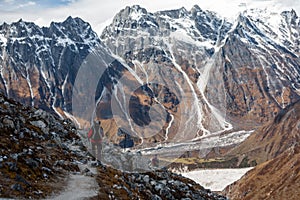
<box><xmin>224</xmin><ymin>145</ymin><xmax>300</xmax><ymax>200</ymax></box>
<box><xmin>226</xmin><ymin>100</ymin><xmax>300</xmax><ymax>166</ymax></box>
<box><xmin>223</xmin><ymin>101</ymin><xmax>300</xmax><ymax>199</ymax></box>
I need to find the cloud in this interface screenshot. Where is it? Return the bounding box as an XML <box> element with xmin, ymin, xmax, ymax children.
<box><xmin>17</xmin><ymin>1</ymin><xmax>36</xmax><ymax>8</ymax></box>
<box><xmin>1</xmin><ymin>0</ymin><xmax>38</xmax><ymax>11</ymax></box>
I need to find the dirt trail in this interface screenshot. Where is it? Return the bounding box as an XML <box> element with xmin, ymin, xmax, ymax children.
<box><xmin>46</xmin><ymin>163</ymin><xmax>99</xmax><ymax>200</ymax></box>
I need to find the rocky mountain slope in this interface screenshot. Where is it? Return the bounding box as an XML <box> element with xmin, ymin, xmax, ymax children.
<box><xmin>226</xmin><ymin>99</ymin><xmax>300</xmax><ymax>166</ymax></box>
<box><xmin>101</xmin><ymin>5</ymin><xmax>300</xmax><ymax>137</ymax></box>
<box><xmin>223</xmin><ymin>100</ymin><xmax>300</xmax><ymax>199</ymax></box>
<box><xmin>101</xmin><ymin>5</ymin><xmax>233</xmax><ymax>140</ymax></box>
<box><xmin>95</xmin><ymin>165</ymin><xmax>227</xmax><ymax>200</ymax></box>
<box><xmin>0</xmin><ymin>92</ymin><xmax>227</xmax><ymax>199</ymax></box>
<box><xmin>224</xmin><ymin>145</ymin><xmax>300</xmax><ymax>200</ymax></box>
<box><xmin>0</xmin><ymin>5</ymin><xmax>300</xmax><ymax>147</ymax></box>
<box><xmin>0</xmin><ymin>92</ymin><xmax>83</xmax><ymax>198</ymax></box>
<box><xmin>0</xmin><ymin>16</ymin><xmax>101</xmax><ymax>118</ymax></box>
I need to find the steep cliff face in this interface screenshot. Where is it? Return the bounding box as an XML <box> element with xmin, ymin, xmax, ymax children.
<box><xmin>0</xmin><ymin>17</ymin><xmax>101</xmax><ymax>118</ymax></box>
<box><xmin>101</xmin><ymin>5</ymin><xmax>233</xmax><ymax>138</ymax></box>
<box><xmin>220</xmin><ymin>9</ymin><xmax>300</xmax><ymax>125</ymax></box>
<box><xmin>101</xmin><ymin>5</ymin><xmax>300</xmax><ymax>136</ymax></box>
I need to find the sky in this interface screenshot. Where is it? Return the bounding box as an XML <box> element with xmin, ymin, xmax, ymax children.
<box><xmin>0</xmin><ymin>0</ymin><xmax>299</xmax><ymax>35</ymax></box>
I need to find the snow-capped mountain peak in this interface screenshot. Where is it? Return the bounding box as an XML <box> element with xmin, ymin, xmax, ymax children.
<box><xmin>0</xmin><ymin>16</ymin><xmax>102</xmax><ymax>117</ymax></box>
<box><xmin>0</xmin><ymin>5</ymin><xmax>300</xmax><ymax>148</ymax></box>
<box><xmin>1</xmin><ymin>19</ymin><xmax>43</xmax><ymax>39</ymax></box>
<box><xmin>234</xmin><ymin>8</ymin><xmax>300</xmax><ymax>53</ymax></box>
<box><xmin>101</xmin><ymin>5</ymin><xmax>300</xmax><ymax>142</ymax></box>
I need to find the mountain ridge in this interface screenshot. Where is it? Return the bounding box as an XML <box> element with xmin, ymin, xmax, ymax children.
<box><xmin>101</xmin><ymin>5</ymin><xmax>300</xmax><ymax>133</ymax></box>
<box><xmin>0</xmin><ymin>16</ymin><xmax>102</xmax><ymax>119</ymax></box>
<box><xmin>0</xmin><ymin>5</ymin><xmax>300</xmax><ymax>146</ymax></box>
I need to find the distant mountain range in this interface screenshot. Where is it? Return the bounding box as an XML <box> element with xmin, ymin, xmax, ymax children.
<box><xmin>0</xmin><ymin>5</ymin><xmax>300</xmax><ymax>146</ymax></box>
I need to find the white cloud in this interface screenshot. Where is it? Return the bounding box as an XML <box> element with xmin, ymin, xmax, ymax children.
<box><xmin>0</xmin><ymin>0</ymin><xmax>299</xmax><ymax>35</ymax></box>
<box><xmin>17</xmin><ymin>1</ymin><xmax>36</xmax><ymax>8</ymax></box>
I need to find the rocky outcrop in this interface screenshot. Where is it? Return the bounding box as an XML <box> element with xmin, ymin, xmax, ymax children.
<box><xmin>95</xmin><ymin>165</ymin><xmax>227</xmax><ymax>200</ymax></box>
<box><xmin>0</xmin><ymin>93</ymin><xmax>84</xmax><ymax>198</ymax></box>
